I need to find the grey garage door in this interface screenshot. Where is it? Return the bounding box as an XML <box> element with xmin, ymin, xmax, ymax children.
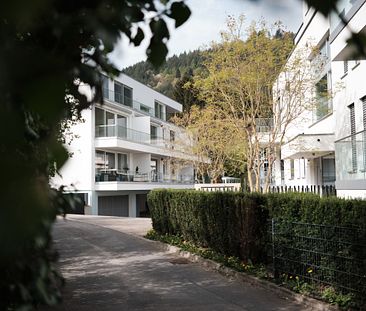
<box><xmin>98</xmin><ymin>195</ymin><xmax>129</xmax><ymax>217</ymax></box>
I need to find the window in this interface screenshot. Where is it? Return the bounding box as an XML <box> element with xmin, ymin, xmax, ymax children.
<box><xmin>154</xmin><ymin>101</ymin><xmax>165</xmax><ymax>120</ymax></box>
<box><xmin>170</xmin><ymin>130</ymin><xmax>175</xmax><ymax>142</ymax></box>
<box><xmin>95</xmin><ymin>108</ymin><xmax>107</xmax><ymax>137</ymax></box>
<box><xmin>140</xmin><ymin>104</ymin><xmax>150</xmax><ymax>113</ymax></box>
<box><xmin>95</xmin><ymin>108</ymin><xmax>128</xmax><ymax>138</ymax></box>
<box><xmin>349</xmin><ymin>103</ymin><xmax>357</xmax><ymax>172</ymax></box>
<box><xmin>170</xmin><ymin>130</ymin><xmax>175</xmax><ymax>150</ymax></box>
<box><xmin>322</xmin><ymin>158</ymin><xmax>336</xmax><ymax>183</ymax></box>
<box><xmin>114</xmin><ymin>82</ymin><xmax>133</xmax><ymax>107</ymax></box>
<box><xmin>290</xmin><ymin>159</ymin><xmax>295</xmax><ymax>179</ymax></box>
<box><xmin>315</xmin><ymin>74</ymin><xmax>330</xmax><ymax>120</ymax></box>
<box><xmin>150</xmin><ymin>125</ymin><xmax>158</xmax><ymax>140</ymax></box>
<box><xmin>280</xmin><ymin>160</ymin><xmax>285</xmax><ymax>182</ymax></box>
<box><xmin>117</xmin><ymin>153</ymin><xmax>128</xmax><ymax>172</ymax></box>
<box><xmin>117</xmin><ymin>114</ymin><xmax>127</xmax><ymax>138</ymax></box>
<box><xmin>95</xmin><ymin>151</ymin><xmax>105</xmax><ymax>173</ymax></box>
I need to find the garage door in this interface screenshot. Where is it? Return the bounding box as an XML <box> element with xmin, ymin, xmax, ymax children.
<box><xmin>98</xmin><ymin>195</ymin><xmax>129</xmax><ymax>217</ymax></box>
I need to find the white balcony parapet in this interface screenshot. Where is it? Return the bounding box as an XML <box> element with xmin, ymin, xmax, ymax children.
<box><xmin>95</xmin><ymin>170</ymin><xmax>194</xmax><ymax>184</ymax></box>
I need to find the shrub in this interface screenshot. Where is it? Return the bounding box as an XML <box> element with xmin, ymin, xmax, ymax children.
<box><xmin>148</xmin><ymin>189</ymin><xmax>268</xmax><ymax>263</ymax></box>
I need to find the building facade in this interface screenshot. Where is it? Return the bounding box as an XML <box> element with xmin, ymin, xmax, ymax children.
<box><xmin>270</xmin><ymin>0</ymin><xmax>366</xmax><ymax>198</ymax></box>
<box><xmin>52</xmin><ymin>73</ymin><xmax>195</xmax><ymax>217</ymax></box>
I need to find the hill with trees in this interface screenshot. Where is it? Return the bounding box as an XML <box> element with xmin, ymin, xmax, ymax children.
<box><xmin>123</xmin><ymin>50</ymin><xmax>206</xmax><ymax>110</ymax></box>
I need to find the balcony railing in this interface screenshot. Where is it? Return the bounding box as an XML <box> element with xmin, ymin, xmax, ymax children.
<box><xmin>95</xmin><ymin>170</ymin><xmax>194</xmax><ymax>184</ymax></box>
<box><xmin>335</xmin><ymin>130</ymin><xmax>366</xmax><ymax>181</ymax></box>
<box><xmin>103</xmin><ymin>88</ymin><xmax>175</xmax><ymax>121</ymax></box>
<box><xmin>95</xmin><ymin>124</ymin><xmax>175</xmax><ymax>149</ymax></box>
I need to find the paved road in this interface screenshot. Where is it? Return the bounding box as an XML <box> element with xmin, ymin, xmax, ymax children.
<box><xmin>50</xmin><ymin>215</ymin><xmax>309</xmax><ymax>311</ymax></box>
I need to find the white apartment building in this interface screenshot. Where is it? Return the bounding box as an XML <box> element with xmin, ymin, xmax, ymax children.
<box><xmin>270</xmin><ymin>0</ymin><xmax>366</xmax><ymax>198</ymax></box>
<box><xmin>52</xmin><ymin>73</ymin><xmax>195</xmax><ymax>217</ymax></box>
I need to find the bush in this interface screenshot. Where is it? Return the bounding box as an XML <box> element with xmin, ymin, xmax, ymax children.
<box><xmin>148</xmin><ymin>189</ymin><xmax>366</xmax><ymax>307</ymax></box>
<box><xmin>148</xmin><ymin>189</ymin><xmax>268</xmax><ymax>263</ymax></box>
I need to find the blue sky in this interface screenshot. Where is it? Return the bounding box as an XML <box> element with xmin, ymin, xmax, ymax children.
<box><xmin>109</xmin><ymin>0</ymin><xmax>303</xmax><ymax>69</ymax></box>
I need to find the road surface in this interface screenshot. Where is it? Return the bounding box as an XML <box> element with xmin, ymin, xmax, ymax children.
<box><xmin>49</xmin><ymin>215</ymin><xmax>309</xmax><ymax>311</ymax></box>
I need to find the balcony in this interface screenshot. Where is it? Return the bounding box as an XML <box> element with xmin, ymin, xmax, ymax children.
<box><xmin>95</xmin><ymin>124</ymin><xmax>173</xmax><ymax>149</ymax></box>
<box><xmin>102</xmin><ymin>88</ymin><xmax>176</xmax><ymax>121</ymax></box>
<box><xmin>282</xmin><ymin>133</ymin><xmax>334</xmax><ymax>159</ymax></box>
<box><xmin>95</xmin><ymin>170</ymin><xmax>194</xmax><ymax>184</ymax></box>
<box><xmin>335</xmin><ymin>130</ymin><xmax>366</xmax><ymax>181</ymax></box>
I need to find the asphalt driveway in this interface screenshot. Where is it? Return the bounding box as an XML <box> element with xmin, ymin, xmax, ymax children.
<box><xmin>49</xmin><ymin>215</ymin><xmax>309</xmax><ymax>311</ymax></box>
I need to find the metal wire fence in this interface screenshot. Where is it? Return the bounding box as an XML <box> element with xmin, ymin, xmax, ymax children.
<box><xmin>267</xmin><ymin>219</ymin><xmax>366</xmax><ymax>305</ymax></box>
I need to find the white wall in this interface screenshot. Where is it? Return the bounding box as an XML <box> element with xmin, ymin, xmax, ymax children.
<box><xmin>105</xmin><ymin>73</ymin><xmax>182</xmax><ymax>113</ymax></box>
<box><xmin>132</xmin><ymin>153</ymin><xmax>151</xmax><ymax>174</ymax></box>
<box><xmin>132</xmin><ymin>116</ymin><xmax>150</xmax><ymax>134</ymax></box>
<box><xmin>51</xmin><ymin>108</ymin><xmax>94</xmax><ymax>191</ymax></box>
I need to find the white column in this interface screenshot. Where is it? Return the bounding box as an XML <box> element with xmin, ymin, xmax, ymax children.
<box><xmin>129</xmin><ymin>193</ymin><xmax>137</xmax><ymax>217</ymax></box>
<box><xmin>89</xmin><ymin>191</ymin><xmax>98</xmax><ymax>215</ymax></box>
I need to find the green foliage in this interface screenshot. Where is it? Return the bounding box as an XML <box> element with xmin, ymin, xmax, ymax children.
<box><xmin>148</xmin><ymin>190</ymin><xmax>366</xmax><ymax>308</ymax></box>
<box><xmin>0</xmin><ymin>0</ymin><xmax>191</xmax><ymax>309</ymax></box>
<box><xmin>321</xmin><ymin>287</ymin><xmax>354</xmax><ymax>308</ymax></box>
<box><xmin>147</xmin><ymin>189</ymin><xmax>269</xmax><ymax>263</ymax></box>
<box><xmin>123</xmin><ymin>50</ymin><xmax>205</xmax><ymax>105</ymax></box>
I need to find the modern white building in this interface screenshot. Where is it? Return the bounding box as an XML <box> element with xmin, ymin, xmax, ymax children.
<box><xmin>52</xmin><ymin>73</ymin><xmax>195</xmax><ymax>216</ymax></box>
<box><xmin>269</xmin><ymin>0</ymin><xmax>366</xmax><ymax>198</ymax></box>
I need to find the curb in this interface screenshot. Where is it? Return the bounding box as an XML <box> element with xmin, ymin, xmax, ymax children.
<box><xmin>147</xmin><ymin>239</ymin><xmax>340</xmax><ymax>311</ymax></box>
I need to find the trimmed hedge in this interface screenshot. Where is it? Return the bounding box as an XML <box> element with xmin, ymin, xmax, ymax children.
<box><xmin>148</xmin><ymin>191</ymin><xmax>366</xmax><ymax>251</ymax></box>
<box><xmin>267</xmin><ymin>192</ymin><xmax>366</xmax><ymax>227</ymax></box>
<box><xmin>147</xmin><ymin>189</ymin><xmax>269</xmax><ymax>263</ymax></box>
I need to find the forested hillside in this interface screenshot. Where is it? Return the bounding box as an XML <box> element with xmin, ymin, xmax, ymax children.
<box><xmin>123</xmin><ymin>50</ymin><xmax>206</xmax><ymax>109</ymax></box>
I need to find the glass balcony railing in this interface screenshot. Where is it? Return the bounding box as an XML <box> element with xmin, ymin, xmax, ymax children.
<box><xmin>335</xmin><ymin>130</ymin><xmax>366</xmax><ymax>181</ymax></box>
<box><xmin>95</xmin><ymin>170</ymin><xmax>194</xmax><ymax>184</ymax></box>
<box><xmin>95</xmin><ymin>124</ymin><xmax>176</xmax><ymax>149</ymax></box>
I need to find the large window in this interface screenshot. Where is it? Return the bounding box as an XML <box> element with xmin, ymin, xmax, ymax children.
<box><xmin>315</xmin><ymin>74</ymin><xmax>330</xmax><ymax>121</ymax></box>
<box><xmin>117</xmin><ymin>154</ymin><xmax>128</xmax><ymax>171</ymax></box>
<box><xmin>154</xmin><ymin>101</ymin><xmax>165</xmax><ymax>120</ymax></box>
<box><xmin>114</xmin><ymin>82</ymin><xmax>133</xmax><ymax>107</ymax></box>
<box><xmin>96</xmin><ymin>151</ymin><xmax>128</xmax><ymax>173</ymax></box>
<box><xmin>150</xmin><ymin>125</ymin><xmax>158</xmax><ymax>140</ymax></box>
<box><xmin>95</xmin><ymin>108</ymin><xmax>127</xmax><ymax>138</ymax></box>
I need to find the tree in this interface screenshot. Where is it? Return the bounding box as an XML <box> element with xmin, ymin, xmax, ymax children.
<box><xmin>190</xmin><ymin>15</ymin><xmax>324</xmax><ymax>192</ymax></box>
<box><xmin>0</xmin><ymin>1</ymin><xmax>191</xmax><ymax>309</ymax></box>
<box><xmin>173</xmin><ymin>105</ymin><xmax>246</xmax><ymax>183</ymax></box>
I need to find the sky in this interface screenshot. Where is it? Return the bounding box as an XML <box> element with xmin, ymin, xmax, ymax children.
<box><xmin>109</xmin><ymin>0</ymin><xmax>303</xmax><ymax>69</ymax></box>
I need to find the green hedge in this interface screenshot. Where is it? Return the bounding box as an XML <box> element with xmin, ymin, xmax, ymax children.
<box><xmin>267</xmin><ymin>192</ymin><xmax>366</xmax><ymax>227</ymax></box>
<box><xmin>147</xmin><ymin>189</ymin><xmax>269</xmax><ymax>263</ymax></box>
<box><xmin>148</xmin><ymin>189</ymin><xmax>366</xmax><ymax>303</ymax></box>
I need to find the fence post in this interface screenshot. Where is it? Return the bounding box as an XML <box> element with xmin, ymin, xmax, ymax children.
<box><xmin>271</xmin><ymin>218</ymin><xmax>278</xmax><ymax>279</ymax></box>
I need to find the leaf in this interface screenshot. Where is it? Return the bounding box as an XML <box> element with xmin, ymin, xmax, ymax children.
<box><xmin>131</xmin><ymin>27</ymin><xmax>145</xmax><ymax>46</ymax></box>
<box><xmin>147</xmin><ymin>37</ymin><xmax>168</xmax><ymax>67</ymax></box>
<box><xmin>150</xmin><ymin>19</ymin><xmax>170</xmax><ymax>40</ymax></box>
<box><xmin>168</xmin><ymin>1</ymin><xmax>191</xmax><ymax>28</ymax></box>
